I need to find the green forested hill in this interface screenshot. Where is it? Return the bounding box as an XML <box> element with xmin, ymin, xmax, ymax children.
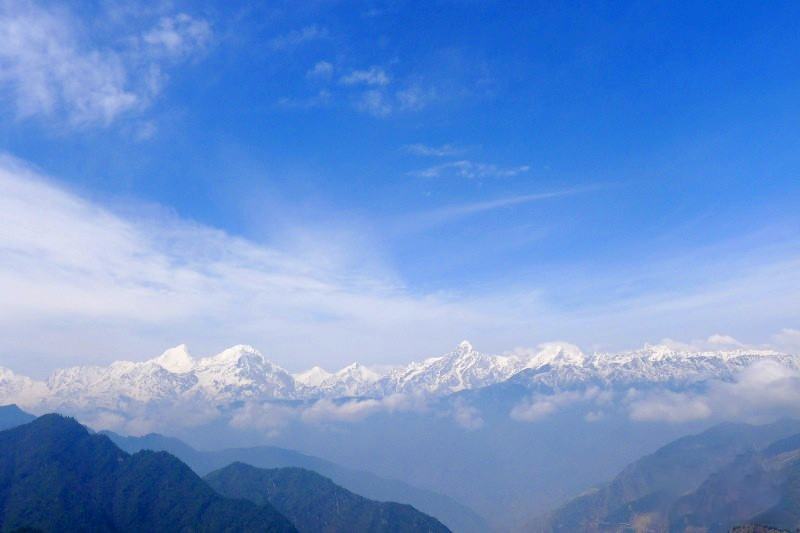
<box><xmin>0</xmin><ymin>415</ymin><xmax>296</xmax><ymax>533</ymax></box>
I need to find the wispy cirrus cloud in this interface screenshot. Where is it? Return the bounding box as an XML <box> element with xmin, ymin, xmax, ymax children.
<box><xmin>401</xmin><ymin>187</ymin><xmax>598</xmax><ymax>231</ymax></box>
<box><xmin>277</xmin><ymin>90</ymin><xmax>332</xmax><ymax>110</ymax></box>
<box><xmin>0</xmin><ymin>154</ymin><xmax>518</xmax><ymax>373</ymax></box>
<box><xmin>306</xmin><ymin>61</ymin><xmax>334</xmax><ymax>79</ymax></box>
<box><xmin>269</xmin><ymin>24</ymin><xmax>328</xmax><ymax>51</ymax></box>
<box><xmin>351</xmin><ymin>84</ymin><xmax>436</xmax><ymax>117</ymax></box>
<box><xmin>0</xmin><ymin>1</ymin><xmax>212</xmax><ymax>127</ymax></box>
<box><xmin>340</xmin><ymin>66</ymin><xmax>391</xmax><ymax>86</ymax></box>
<box><xmin>409</xmin><ymin>160</ymin><xmax>530</xmax><ymax>179</ymax></box>
<box><xmin>354</xmin><ymin>90</ymin><xmax>393</xmax><ymax>117</ymax></box>
<box><xmin>1</xmin><ymin>155</ymin><xmax>798</xmax><ymax>378</ymax></box>
<box><xmin>403</xmin><ymin>143</ymin><xmax>466</xmax><ymax>157</ymax></box>
<box><xmin>142</xmin><ymin>13</ymin><xmax>212</xmax><ymax>61</ymax></box>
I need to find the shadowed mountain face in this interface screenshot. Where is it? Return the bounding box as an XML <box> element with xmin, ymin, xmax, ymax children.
<box><xmin>106</xmin><ymin>431</ymin><xmax>487</xmax><ymax>533</ymax></box>
<box><xmin>0</xmin><ymin>404</ymin><xmax>35</xmax><ymax>431</ymax></box>
<box><xmin>206</xmin><ymin>462</ymin><xmax>451</xmax><ymax>533</ymax></box>
<box><xmin>530</xmin><ymin>419</ymin><xmax>800</xmax><ymax>532</ymax></box>
<box><xmin>0</xmin><ymin>415</ymin><xmax>296</xmax><ymax>533</ymax></box>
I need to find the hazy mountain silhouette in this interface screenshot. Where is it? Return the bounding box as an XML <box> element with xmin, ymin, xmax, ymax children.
<box><xmin>106</xmin><ymin>431</ymin><xmax>486</xmax><ymax>532</ymax></box>
<box><xmin>531</xmin><ymin>418</ymin><xmax>800</xmax><ymax>532</ymax></box>
<box><xmin>0</xmin><ymin>404</ymin><xmax>35</xmax><ymax>431</ymax></box>
<box><xmin>206</xmin><ymin>462</ymin><xmax>450</xmax><ymax>533</ymax></box>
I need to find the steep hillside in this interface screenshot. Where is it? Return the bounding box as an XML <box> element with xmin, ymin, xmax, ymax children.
<box><xmin>0</xmin><ymin>415</ymin><xmax>296</xmax><ymax>532</ymax></box>
<box><xmin>206</xmin><ymin>462</ymin><xmax>450</xmax><ymax>533</ymax></box>
<box><xmin>531</xmin><ymin>419</ymin><xmax>800</xmax><ymax>532</ymax></box>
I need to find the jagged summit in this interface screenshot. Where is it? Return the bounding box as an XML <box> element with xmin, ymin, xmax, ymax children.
<box><xmin>316</xmin><ymin>362</ymin><xmax>384</xmax><ymax>397</ymax></box>
<box><xmin>151</xmin><ymin>344</ymin><xmax>195</xmax><ymax>373</ymax></box>
<box><xmin>0</xmin><ymin>341</ymin><xmax>796</xmax><ymax>410</ymax></box>
<box><xmin>523</xmin><ymin>342</ymin><xmax>586</xmax><ymax>368</ymax></box>
<box><xmin>456</xmin><ymin>340</ymin><xmax>474</xmax><ymax>352</ymax></box>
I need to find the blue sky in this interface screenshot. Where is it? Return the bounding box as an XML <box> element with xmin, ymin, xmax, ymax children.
<box><xmin>0</xmin><ymin>0</ymin><xmax>799</xmax><ymax>375</ymax></box>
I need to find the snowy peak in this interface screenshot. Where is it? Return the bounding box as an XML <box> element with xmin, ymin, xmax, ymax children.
<box><xmin>456</xmin><ymin>340</ymin><xmax>474</xmax><ymax>353</ymax></box>
<box><xmin>524</xmin><ymin>342</ymin><xmax>586</xmax><ymax>368</ymax></box>
<box><xmin>376</xmin><ymin>340</ymin><xmax>515</xmax><ymax>395</ymax></box>
<box><xmin>293</xmin><ymin>366</ymin><xmax>332</xmax><ymax>387</ymax></box>
<box><xmin>204</xmin><ymin>344</ymin><xmax>266</xmax><ymax>365</ymax></box>
<box><xmin>191</xmin><ymin>344</ymin><xmax>296</xmax><ymax>401</ymax></box>
<box><xmin>316</xmin><ymin>362</ymin><xmax>384</xmax><ymax>397</ymax></box>
<box><xmin>151</xmin><ymin>344</ymin><xmax>195</xmax><ymax>373</ymax></box>
<box><xmin>1</xmin><ymin>341</ymin><xmax>797</xmax><ymax>413</ymax></box>
<box><xmin>590</xmin><ymin>343</ymin><xmax>786</xmax><ymax>366</ymax></box>
<box><xmin>334</xmin><ymin>363</ymin><xmax>382</xmax><ymax>383</ymax></box>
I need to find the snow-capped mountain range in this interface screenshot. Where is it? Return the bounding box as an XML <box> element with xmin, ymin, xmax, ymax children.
<box><xmin>0</xmin><ymin>341</ymin><xmax>796</xmax><ymax>411</ymax></box>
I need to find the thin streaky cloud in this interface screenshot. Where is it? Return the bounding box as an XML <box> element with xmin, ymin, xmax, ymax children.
<box><xmin>399</xmin><ymin>186</ymin><xmax>606</xmax><ymax>232</ymax></box>
<box><xmin>269</xmin><ymin>25</ymin><xmax>328</xmax><ymax>51</ymax></box>
<box><xmin>403</xmin><ymin>143</ymin><xmax>465</xmax><ymax>157</ymax></box>
<box><xmin>409</xmin><ymin>160</ymin><xmax>531</xmax><ymax>179</ymax></box>
<box><xmin>340</xmin><ymin>67</ymin><xmax>391</xmax><ymax>86</ymax></box>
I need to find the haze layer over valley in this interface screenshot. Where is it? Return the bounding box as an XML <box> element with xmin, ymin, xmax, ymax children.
<box><xmin>4</xmin><ymin>338</ymin><xmax>800</xmax><ymax>529</ymax></box>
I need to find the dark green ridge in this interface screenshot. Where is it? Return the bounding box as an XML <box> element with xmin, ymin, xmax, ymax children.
<box><xmin>0</xmin><ymin>414</ymin><xmax>296</xmax><ymax>533</ymax></box>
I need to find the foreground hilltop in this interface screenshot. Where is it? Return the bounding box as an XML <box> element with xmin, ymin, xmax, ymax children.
<box><xmin>0</xmin><ymin>413</ymin><xmax>451</xmax><ymax>532</ymax></box>
<box><xmin>0</xmin><ymin>414</ymin><xmax>296</xmax><ymax>532</ymax></box>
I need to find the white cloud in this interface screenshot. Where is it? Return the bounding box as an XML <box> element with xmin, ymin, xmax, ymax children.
<box><xmin>628</xmin><ymin>390</ymin><xmax>713</xmax><ymax>423</ymax></box>
<box><xmin>511</xmin><ymin>387</ymin><xmax>604</xmax><ymax>422</ymax></box>
<box><xmin>75</xmin><ymin>400</ymin><xmax>222</xmax><ymax>436</ymax></box>
<box><xmin>627</xmin><ymin>359</ymin><xmax>800</xmax><ymax>423</ymax></box>
<box><xmin>410</xmin><ymin>160</ymin><xmax>530</xmax><ymax>179</ymax></box>
<box><xmin>396</xmin><ymin>84</ymin><xmax>434</xmax><ymax>111</ymax></box>
<box><xmin>584</xmin><ymin>410</ymin><xmax>605</xmax><ymax>422</ymax></box>
<box><xmin>404</xmin><ymin>143</ymin><xmax>465</xmax><ymax>157</ymax></box>
<box><xmin>0</xmin><ymin>155</ymin><xmax>518</xmax><ymax>372</ymax></box>
<box><xmin>0</xmin><ymin>2</ymin><xmax>212</xmax><ymax>127</ymax></box>
<box><xmin>269</xmin><ymin>25</ymin><xmax>328</xmax><ymax>51</ymax></box>
<box><xmin>0</xmin><ymin>155</ymin><xmax>798</xmax><ymax>376</ymax></box>
<box><xmin>142</xmin><ymin>13</ymin><xmax>212</xmax><ymax>60</ymax></box>
<box><xmin>300</xmin><ymin>394</ymin><xmax>428</xmax><ymax>424</ymax></box>
<box><xmin>658</xmin><ymin>334</ymin><xmax>751</xmax><ymax>352</ymax></box>
<box><xmin>221</xmin><ymin>394</ymin><xmax>431</xmax><ymax>433</ymax></box>
<box><xmin>229</xmin><ymin>401</ymin><xmax>298</xmax><ymax>437</ymax></box>
<box><xmin>277</xmin><ymin>90</ymin><xmax>332</xmax><ymax>110</ymax></box>
<box><xmin>0</xmin><ymin>2</ymin><xmax>138</xmax><ymax>125</ymax></box>
<box><xmin>340</xmin><ymin>67</ymin><xmax>391</xmax><ymax>86</ymax></box>
<box><xmin>355</xmin><ymin>90</ymin><xmax>392</xmax><ymax>117</ymax></box>
<box><xmin>400</xmin><ymin>188</ymin><xmax>595</xmax><ymax>231</ymax></box>
<box><xmin>450</xmin><ymin>398</ymin><xmax>484</xmax><ymax>430</ymax></box>
<box><xmin>306</xmin><ymin>61</ymin><xmax>334</xmax><ymax>79</ymax></box>
<box><xmin>773</xmin><ymin>328</ymin><xmax>800</xmax><ymax>353</ymax></box>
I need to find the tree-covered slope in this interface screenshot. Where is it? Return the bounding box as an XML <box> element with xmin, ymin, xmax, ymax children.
<box><xmin>0</xmin><ymin>415</ymin><xmax>296</xmax><ymax>533</ymax></box>
<box><xmin>205</xmin><ymin>462</ymin><xmax>450</xmax><ymax>533</ymax></box>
